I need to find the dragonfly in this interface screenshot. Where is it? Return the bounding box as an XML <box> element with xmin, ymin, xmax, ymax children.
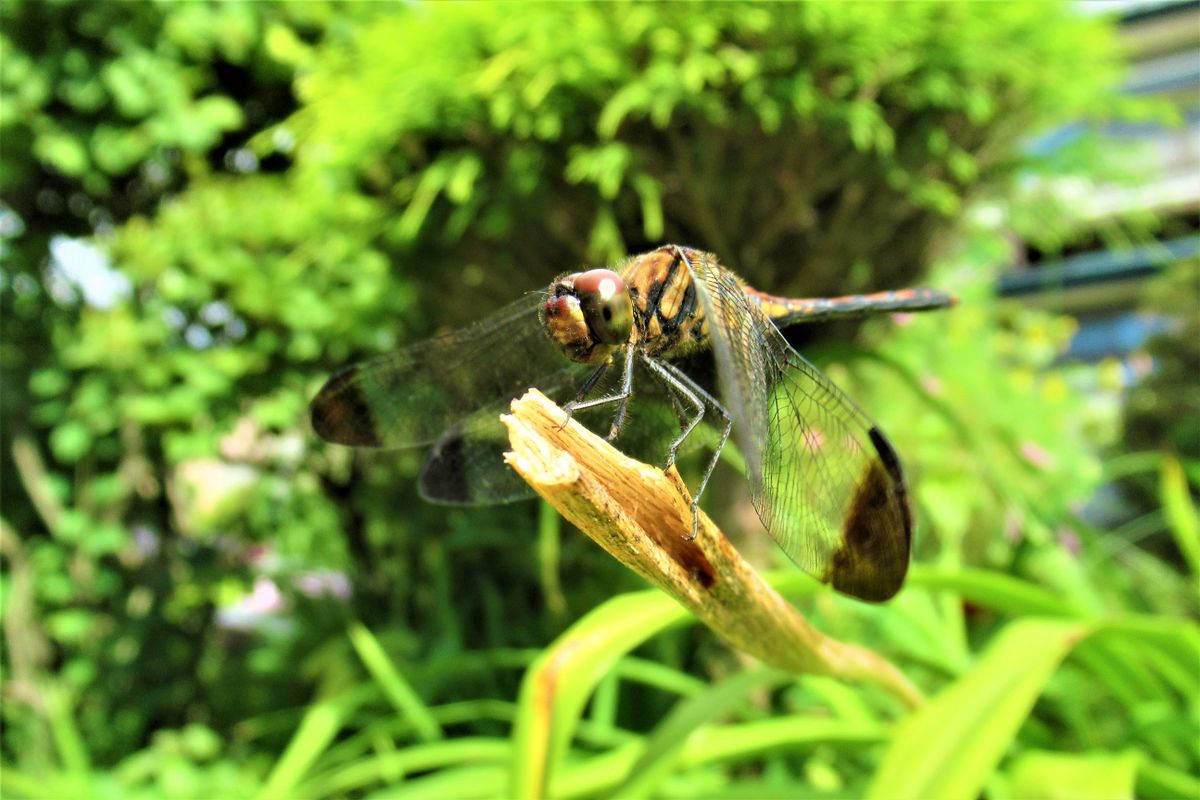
<box><xmin>311</xmin><ymin>245</ymin><xmax>954</xmax><ymax>601</ymax></box>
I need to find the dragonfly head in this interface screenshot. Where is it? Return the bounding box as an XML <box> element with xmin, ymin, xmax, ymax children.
<box><xmin>542</xmin><ymin>269</ymin><xmax>634</xmax><ymax>364</ymax></box>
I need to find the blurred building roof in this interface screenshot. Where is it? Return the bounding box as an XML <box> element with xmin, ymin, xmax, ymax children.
<box><xmin>999</xmin><ymin>0</ymin><xmax>1198</xmax><ymax>330</ymax></box>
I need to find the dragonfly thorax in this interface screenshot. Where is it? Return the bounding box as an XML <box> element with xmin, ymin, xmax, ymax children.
<box><xmin>541</xmin><ymin>269</ymin><xmax>634</xmax><ymax>365</ymax></box>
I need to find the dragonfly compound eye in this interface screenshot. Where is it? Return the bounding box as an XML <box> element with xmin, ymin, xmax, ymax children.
<box><xmin>573</xmin><ymin>269</ymin><xmax>633</xmax><ymax>346</ymax></box>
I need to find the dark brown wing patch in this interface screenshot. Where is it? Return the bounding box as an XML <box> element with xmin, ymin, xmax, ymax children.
<box><xmin>310</xmin><ymin>364</ymin><xmax>383</xmax><ymax>446</ymax></box>
<box><xmin>826</xmin><ymin>427</ymin><xmax>911</xmax><ymax>601</ymax></box>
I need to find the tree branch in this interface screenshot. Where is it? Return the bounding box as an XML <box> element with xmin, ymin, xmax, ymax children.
<box><xmin>503</xmin><ymin>389</ymin><xmax>922</xmax><ymax>709</ymax></box>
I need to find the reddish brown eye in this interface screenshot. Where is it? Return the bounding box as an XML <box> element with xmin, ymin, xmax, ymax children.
<box><xmin>574</xmin><ymin>269</ymin><xmax>633</xmax><ymax>345</ymax></box>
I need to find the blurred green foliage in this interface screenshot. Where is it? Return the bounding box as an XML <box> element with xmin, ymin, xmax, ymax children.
<box><xmin>2</xmin><ymin>1</ymin><xmax>1196</xmax><ymax>798</ymax></box>
<box><xmin>1123</xmin><ymin>261</ymin><xmax>1200</xmax><ymax>501</ymax></box>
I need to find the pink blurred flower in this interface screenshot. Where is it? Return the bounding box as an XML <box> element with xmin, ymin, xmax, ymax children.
<box><xmin>216</xmin><ymin>577</ymin><xmax>288</xmax><ymax>632</ymax></box>
<box><xmin>1058</xmin><ymin>528</ymin><xmax>1081</xmax><ymax>556</ymax></box>
<box><xmin>1004</xmin><ymin>510</ymin><xmax>1023</xmax><ymax>543</ymax></box>
<box><xmin>245</xmin><ymin>577</ymin><xmax>284</xmax><ymax>613</ymax></box>
<box><xmin>295</xmin><ymin>570</ymin><xmax>352</xmax><ymax>600</ymax></box>
<box><xmin>1019</xmin><ymin>441</ymin><xmax>1056</xmax><ymax>470</ymax></box>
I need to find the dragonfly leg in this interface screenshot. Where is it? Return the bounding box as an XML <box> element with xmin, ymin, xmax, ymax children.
<box><xmin>606</xmin><ymin>394</ymin><xmax>630</xmax><ymax>442</ymax></box>
<box><xmin>558</xmin><ymin>362</ymin><xmax>610</xmax><ymax>430</ymax></box>
<box><xmin>560</xmin><ymin>345</ymin><xmax>636</xmax><ymax>434</ymax></box>
<box><xmin>606</xmin><ymin>345</ymin><xmax>637</xmax><ymax>440</ymax></box>
<box><xmin>642</xmin><ymin>357</ymin><xmax>732</xmax><ymax>541</ymax></box>
<box><xmin>687</xmin><ymin>406</ymin><xmax>732</xmax><ymax>539</ymax></box>
<box><xmin>640</xmin><ymin>357</ymin><xmax>704</xmax><ymax>468</ymax></box>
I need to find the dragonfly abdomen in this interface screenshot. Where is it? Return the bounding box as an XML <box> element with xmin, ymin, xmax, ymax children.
<box><xmin>747</xmin><ymin>286</ymin><xmax>956</xmax><ymax>327</ymax></box>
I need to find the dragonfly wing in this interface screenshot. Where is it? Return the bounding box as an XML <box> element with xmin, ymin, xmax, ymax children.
<box><xmin>418</xmin><ymin>359</ymin><xmax>692</xmax><ymax>504</ymax></box>
<box><xmin>681</xmin><ymin>252</ymin><xmax>774</xmax><ymax>487</ymax></box>
<box><xmin>684</xmin><ymin>251</ymin><xmax>910</xmax><ymax>601</ymax></box>
<box><xmin>310</xmin><ymin>293</ymin><xmax>590</xmax><ymax>448</ymax></box>
<box><xmin>312</xmin><ymin>288</ymin><xmax>690</xmax><ymax>506</ymax></box>
<box><xmin>419</xmin><ymin>405</ymin><xmax>538</xmax><ymax>504</ymax></box>
<box><xmin>757</xmin><ymin>345</ymin><xmax>911</xmax><ymax>601</ymax></box>
<box><xmin>418</xmin><ymin>365</ymin><xmax>591</xmax><ymax>505</ymax></box>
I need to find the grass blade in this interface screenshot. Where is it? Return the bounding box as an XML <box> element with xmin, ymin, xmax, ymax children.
<box><xmin>509</xmin><ymin>589</ymin><xmax>688</xmax><ymax>799</ymax></box>
<box><xmin>1006</xmin><ymin>749</ymin><xmax>1139</xmax><ymax>800</ymax></box>
<box><xmin>867</xmin><ymin>618</ymin><xmax>1090</xmax><ymax>800</ymax></box>
<box><xmin>347</xmin><ymin>621</ymin><xmax>443</xmax><ymax>742</ymax></box>
<box><xmin>257</xmin><ymin>667</ymin><xmax>361</xmax><ymax>800</ymax></box>
<box><xmin>613</xmin><ymin>667</ymin><xmax>788</xmax><ymax>799</ymax></box>
<box><xmin>1161</xmin><ymin>454</ymin><xmax>1200</xmax><ymax>576</ymax></box>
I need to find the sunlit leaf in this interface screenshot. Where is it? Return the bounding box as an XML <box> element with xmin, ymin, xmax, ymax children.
<box><xmin>867</xmin><ymin>619</ymin><xmax>1090</xmax><ymax>800</ymax></box>
<box><xmin>1160</xmin><ymin>454</ymin><xmax>1200</xmax><ymax>576</ymax></box>
<box><xmin>1004</xmin><ymin>749</ymin><xmax>1139</xmax><ymax>800</ymax></box>
<box><xmin>509</xmin><ymin>590</ymin><xmax>688</xmax><ymax>798</ymax></box>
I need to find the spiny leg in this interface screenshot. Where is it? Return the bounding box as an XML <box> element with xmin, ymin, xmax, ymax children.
<box><xmin>604</xmin><ymin>344</ymin><xmax>637</xmax><ymax>440</ymax></box>
<box><xmin>640</xmin><ymin>356</ymin><xmax>705</xmax><ymax>469</ymax></box>
<box><xmin>606</xmin><ymin>390</ymin><xmax>630</xmax><ymax>442</ymax></box>
<box><xmin>657</xmin><ymin>360</ymin><xmax>733</xmax><ymax>540</ymax></box>
<box><xmin>560</xmin><ymin>345</ymin><xmax>636</xmax><ymax>435</ymax></box>
<box><xmin>641</xmin><ymin>356</ymin><xmax>733</xmax><ymax>541</ymax></box>
<box><xmin>558</xmin><ymin>361</ymin><xmax>609</xmax><ymax>430</ymax></box>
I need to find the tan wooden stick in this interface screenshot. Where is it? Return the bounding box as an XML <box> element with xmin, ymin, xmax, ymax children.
<box><xmin>503</xmin><ymin>389</ymin><xmax>922</xmax><ymax>709</ymax></box>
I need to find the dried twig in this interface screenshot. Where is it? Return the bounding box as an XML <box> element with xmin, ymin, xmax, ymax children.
<box><xmin>503</xmin><ymin>389</ymin><xmax>922</xmax><ymax>709</ymax></box>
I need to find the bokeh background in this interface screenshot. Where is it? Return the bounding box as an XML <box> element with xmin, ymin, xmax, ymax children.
<box><xmin>2</xmin><ymin>1</ymin><xmax>1197</xmax><ymax>798</ymax></box>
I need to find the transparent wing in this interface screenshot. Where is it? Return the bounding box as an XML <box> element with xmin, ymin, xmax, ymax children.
<box><xmin>684</xmin><ymin>251</ymin><xmax>911</xmax><ymax>601</ymax></box>
<box><xmin>311</xmin><ymin>292</ymin><xmax>696</xmax><ymax>505</ymax></box>
<box><xmin>679</xmin><ymin>252</ymin><xmax>774</xmax><ymax>486</ymax></box>
<box><xmin>311</xmin><ymin>293</ymin><xmax>596</xmax><ymax>505</ymax></box>
<box><xmin>757</xmin><ymin>346</ymin><xmax>911</xmax><ymax>601</ymax></box>
<box><xmin>418</xmin><ymin>357</ymin><xmax>707</xmax><ymax>505</ymax></box>
<box><xmin>310</xmin><ymin>293</ymin><xmax>591</xmax><ymax>448</ymax></box>
<box><xmin>418</xmin><ymin>399</ymin><xmax>543</xmax><ymax>505</ymax></box>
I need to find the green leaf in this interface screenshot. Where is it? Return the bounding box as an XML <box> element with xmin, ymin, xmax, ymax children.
<box><xmin>1160</xmin><ymin>454</ymin><xmax>1200</xmax><ymax>576</ymax></box>
<box><xmin>92</xmin><ymin>124</ymin><xmax>150</xmax><ymax>175</ymax></box>
<box><xmin>53</xmin><ymin>510</ymin><xmax>91</xmax><ymax>544</ymax></box>
<box><xmin>395</xmin><ymin>160</ymin><xmax>450</xmax><ymax>241</ymax></box>
<box><xmin>867</xmin><ymin>618</ymin><xmax>1091</xmax><ymax>800</ymax></box>
<box><xmin>908</xmin><ymin>566</ymin><xmax>1085</xmax><ymax>617</ymax></box>
<box><xmin>445</xmin><ymin>153</ymin><xmax>482</xmax><ymax>203</ymax></box>
<box><xmin>0</xmin><ymin>767</ymin><xmax>87</xmax><ymax>800</ymax></box>
<box><xmin>301</xmin><ymin>739</ymin><xmax>510</xmax><ymax>798</ymax></box>
<box><xmin>614</xmin><ymin>667</ymin><xmax>789</xmax><ymax>799</ymax></box>
<box><xmin>1006</xmin><ymin>750</ymin><xmax>1139</xmax><ymax>800</ymax></box>
<box><xmin>42</xmin><ymin>681</ymin><xmax>92</xmax><ymax>781</ymax></box>
<box><xmin>347</xmin><ymin>622</ymin><xmax>443</xmax><ymax>742</ymax></box>
<box><xmin>1137</xmin><ymin>758</ymin><xmax>1200</xmax><ymax>799</ymax></box>
<box><xmin>102</xmin><ymin>59</ymin><xmax>154</xmax><ymax>118</ymax></box>
<box><xmin>597</xmin><ymin>84</ymin><xmax>649</xmax><ymax>139</ymax></box>
<box><xmin>178</xmin><ymin>723</ymin><xmax>222</xmax><ymax>760</ymax></box>
<box><xmin>257</xmin><ymin>674</ymin><xmax>360</xmax><ymax>800</ymax></box>
<box><xmin>630</xmin><ymin>173</ymin><xmax>663</xmax><ymax>241</ymax></box>
<box><xmin>35</xmin><ymin>130</ymin><xmax>90</xmax><ymax>176</ymax></box>
<box><xmin>536</xmin><ymin>501</ymin><xmax>566</xmax><ymax>619</ymax></box>
<box><xmin>368</xmin><ymin>764</ymin><xmax>509</xmax><ymax>799</ymax></box>
<box><xmin>29</xmin><ymin>369</ymin><xmax>70</xmax><ymax>398</ymax></box>
<box><xmin>509</xmin><ymin>590</ymin><xmax>689</xmax><ymax>799</ymax></box>
<box><xmin>194</xmin><ymin>95</ymin><xmax>244</xmax><ymax>132</ymax></box>
<box><xmin>549</xmin><ymin>716</ymin><xmax>889</xmax><ymax>799</ymax></box>
<box><xmin>79</xmin><ymin>523</ymin><xmax>129</xmax><ymax>557</ymax></box>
